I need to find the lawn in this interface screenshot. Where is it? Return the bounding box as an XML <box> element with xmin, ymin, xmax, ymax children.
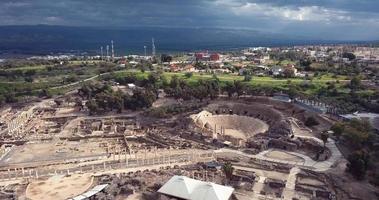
<box><xmin>111</xmin><ymin>70</ymin><xmax>352</xmax><ymax>95</ymax></box>
<box><xmin>3</xmin><ymin>65</ymin><xmax>48</xmax><ymax>71</ymax></box>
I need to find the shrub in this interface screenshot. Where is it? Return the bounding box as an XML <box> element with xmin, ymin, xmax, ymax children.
<box><xmin>305</xmin><ymin>116</ymin><xmax>319</xmax><ymax>127</ymax></box>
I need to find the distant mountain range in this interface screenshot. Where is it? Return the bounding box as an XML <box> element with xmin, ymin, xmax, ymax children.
<box><xmin>0</xmin><ymin>25</ymin><xmax>374</xmax><ymax>57</ymax></box>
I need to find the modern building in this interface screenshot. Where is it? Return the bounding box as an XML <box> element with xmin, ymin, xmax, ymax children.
<box><xmin>158</xmin><ymin>175</ymin><xmax>234</xmax><ymax>200</ymax></box>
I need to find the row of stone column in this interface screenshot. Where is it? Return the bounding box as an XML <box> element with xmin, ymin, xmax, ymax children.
<box><xmin>0</xmin><ymin>150</ymin><xmax>214</xmax><ymax>181</ymax></box>
<box><xmin>7</xmin><ymin>106</ymin><xmax>35</xmax><ymax>136</ymax></box>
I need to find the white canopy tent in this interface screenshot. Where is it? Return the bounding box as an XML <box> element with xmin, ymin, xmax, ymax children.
<box><xmin>158</xmin><ymin>176</ymin><xmax>234</xmax><ymax>200</ymax></box>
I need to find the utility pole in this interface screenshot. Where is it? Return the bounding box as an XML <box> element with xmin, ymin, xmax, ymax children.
<box><xmin>106</xmin><ymin>45</ymin><xmax>109</xmax><ymax>61</ymax></box>
<box><xmin>152</xmin><ymin>38</ymin><xmax>156</xmax><ymax>57</ymax></box>
<box><xmin>100</xmin><ymin>46</ymin><xmax>103</xmax><ymax>61</ymax></box>
<box><xmin>111</xmin><ymin>40</ymin><xmax>115</xmax><ymax>61</ymax></box>
<box><xmin>144</xmin><ymin>46</ymin><xmax>147</xmax><ymax>57</ymax></box>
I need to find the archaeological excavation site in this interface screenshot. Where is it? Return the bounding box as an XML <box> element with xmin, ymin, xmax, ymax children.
<box><xmin>0</xmin><ymin>91</ymin><xmax>376</xmax><ymax>200</ymax></box>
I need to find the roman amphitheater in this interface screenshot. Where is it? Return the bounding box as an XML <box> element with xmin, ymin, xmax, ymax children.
<box><xmin>0</xmin><ymin>94</ymin><xmax>374</xmax><ymax>200</ymax></box>
<box><xmin>191</xmin><ymin>101</ymin><xmax>293</xmax><ymax>147</ymax></box>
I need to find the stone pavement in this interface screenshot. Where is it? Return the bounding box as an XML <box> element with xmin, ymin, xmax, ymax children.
<box><xmin>282</xmin><ymin>167</ymin><xmax>301</xmax><ymax>200</ymax></box>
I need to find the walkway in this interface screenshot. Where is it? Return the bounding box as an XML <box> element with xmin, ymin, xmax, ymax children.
<box><xmin>215</xmin><ymin>136</ymin><xmax>342</xmax><ymax>172</ymax></box>
<box><xmin>282</xmin><ymin>167</ymin><xmax>300</xmax><ymax>200</ymax></box>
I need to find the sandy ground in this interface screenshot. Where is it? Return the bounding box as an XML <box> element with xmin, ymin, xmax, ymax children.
<box><xmin>125</xmin><ymin>193</ymin><xmax>143</xmax><ymax>200</ymax></box>
<box><xmin>264</xmin><ymin>150</ymin><xmax>305</xmax><ymax>163</ymax></box>
<box><xmin>152</xmin><ymin>97</ymin><xmax>179</xmax><ymax>108</ymax></box>
<box><xmin>55</xmin><ymin>107</ymin><xmax>77</xmax><ymax>116</ymax></box>
<box><xmin>0</xmin><ymin>140</ymin><xmax>106</xmax><ymax>165</ymax></box>
<box><xmin>25</xmin><ymin>174</ymin><xmax>93</xmax><ymax>200</ymax></box>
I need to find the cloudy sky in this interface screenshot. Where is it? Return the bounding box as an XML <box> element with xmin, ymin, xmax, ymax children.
<box><xmin>1</xmin><ymin>0</ymin><xmax>379</xmax><ymax>40</ymax></box>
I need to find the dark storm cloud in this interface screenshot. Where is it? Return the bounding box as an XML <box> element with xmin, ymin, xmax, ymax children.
<box><xmin>0</xmin><ymin>0</ymin><xmax>378</xmax><ymax>40</ymax></box>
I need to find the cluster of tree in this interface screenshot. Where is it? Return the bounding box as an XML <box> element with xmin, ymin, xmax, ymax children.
<box><xmin>164</xmin><ymin>75</ymin><xmax>220</xmax><ymax>101</ymax></box>
<box><xmin>299</xmin><ymin>59</ymin><xmax>312</xmax><ymax>71</ymax></box>
<box><xmin>223</xmin><ymin>80</ymin><xmax>245</xmax><ymax>97</ymax></box>
<box><xmin>349</xmin><ymin>76</ymin><xmax>362</xmax><ymax>90</ymax></box>
<box><xmin>78</xmin><ymin>83</ymin><xmax>156</xmax><ymax>115</ymax></box>
<box><xmin>161</xmin><ymin>54</ymin><xmax>173</xmax><ymax>63</ymax></box>
<box><xmin>347</xmin><ymin>150</ymin><xmax>370</xmax><ymax>180</ymax></box>
<box><xmin>135</xmin><ymin>61</ymin><xmax>153</xmax><ymax>72</ymax></box>
<box><xmin>269</xmin><ymin>50</ymin><xmax>306</xmax><ymax>61</ymax></box>
<box><xmin>0</xmin><ymin>92</ymin><xmax>18</xmax><ymax>105</ymax></box>
<box><xmin>0</xmin><ymin>59</ymin><xmax>56</xmax><ymax>69</ymax></box>
<box><xmin>194</xmin><ymin>62</ymin><xmax>208</xmax><ymax>70</ymax></box>
<box><xmin>304</xmin><ymin>116</ymin><xmax>320</xmax><ymax>127</ymax></box>
<box><xmin>0</xmin><ymin>69</ymin><xmax>37</xmax><ymax>80</ymax></box>
<box><xmin>146</xmin><ymin>103</ymin><xmax>203</xmax><ymax>118</ymax></box>
<box><xmin>97</xmin><ymin>62</ymin><xmax>119</xmax><ymax>74</ymax></box>
<box><xmin>342</xmin><ymin>52</ymin><xmax>356</xmax><ymax>61</ymax></box>
<box><xmin>331</xmin><ymin>119</ymin><xmax>376</xmax><ymax>180</ymax></box>
<box><xmin>331</xmin><ymin>119</ymin><xmax>373</xmax><ymax>148</ymax></box>
<box><xmin>282</xmin><ymin>65</ymin><xmax>296</xmax><ymax>78</ymax></box>
<box><xmin>330</xmin><ymin>62</ymin><xmax>362</xmax><ymax>76</ymax></box>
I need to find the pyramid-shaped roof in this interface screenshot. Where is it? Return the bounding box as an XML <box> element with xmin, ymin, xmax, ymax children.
<box><xmin>158</xmin><ymin>175</ymin><xmax>234</xmax><ymax>200</ymax></box>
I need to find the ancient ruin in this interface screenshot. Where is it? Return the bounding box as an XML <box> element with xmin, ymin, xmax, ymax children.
<box><xmin>0</xmin><ymin>94</ymin><xmax>373</xmax><ymax>200</ymax></box>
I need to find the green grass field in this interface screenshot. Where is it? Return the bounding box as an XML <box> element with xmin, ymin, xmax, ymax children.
<box><xmin>110</xmin><ymin>70</ymin><xmax>361</xmax><ymax>96</ymax></box>
<box><xmin>3</xmin><ymin>65</ymin><xmax>48</xmax><ymax>71</ymax></box>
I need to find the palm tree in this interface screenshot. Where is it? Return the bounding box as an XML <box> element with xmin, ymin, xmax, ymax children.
<box><xmin>223</xmin><ymin>162</ymin><xmax>234</xmax><ymax>185</ymax></box>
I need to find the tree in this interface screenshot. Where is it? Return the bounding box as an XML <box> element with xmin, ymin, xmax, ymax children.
<box><xmin>283</xmin><ymin>66</ymin><xmax>295</xmax><ymax>78</ymax></box>
<box><xmin>343</xmin><ymin>119</ymin><xmax>372</xmax><ymax>148</ymax></box>
<box><xmin>331</xmin><ymin>122</ymin><xmax>344</xmax><ymax>141</ymax></box>
<box><xmin>224</xmin><ymin>82</ymin><xmax>235</xmax><ymax>98</ymax></box>
<box><xmin>223</xmin><ymin>162</ymin><xmax>234</xmax><ymax>185</ymax></box>
<box><xmin>39</xmin><ymin>89</ymin><xmax>52</xmax><ymax>98</ymax></box>
<box><xmin>0</xmin><ymin>95</ymin><xmax>5</xmax><ymax>106</ymax></box>
<box><xmin>170</xmin><ymin>75</ymin><xmax>180</xmax><ymax>88</ymax></box>
<box><xmin>243</xmin><ymin>74</ymin><xmax>252</xmax><ymax>82</ymax></box>
<box><xmin>320</xmin><ymin>131</ymin><xmax>329</xmax><ymax>148</ymax></box>
<box><xmin>350</xmin><ymin>76</ymin><xmax>361</xmax><ymax>90</ymax></box>
<box><xmin>342</xmin><ymin>52</ymin><xmax>356</xmax><ymax>61</ymax></box>
<box><xmin>207</xmin><ymin>80</ymin><xmax>220</xmax><ymax>99</ymax></box>
<box><xmin>184</xmin><ymin>72</ymin><xmax>193</xmax><ymax>78</ymax></box>
<box><xmin>5</xmin><ymin>92</ymin><xmax>17</xmax><ymax>103</ymax></box>
<box><xmin>234</xmin><ymin>80</ymin><xmax>245</xmax><ymax>97</ymax></box>
<box><xmin>347</xmin><ymin>150</ymin><xmax>370</xmax><ymax>180</ymax></box>
<box><xmin>147</xmin><ymin>72</ymin><xmax>161</xmax><ymax>85</ymax></box>
<box><xmin>287</xmin><ymin>86</ymin><xmax>299</xmax><ymax>99</ymax></box>
<box><xmin>161</xmin><ymin>54</ymin><xmax>173</xmax><ymax>63</ymax></box>
<box><xmin>86</xmin><ymin>99</ymin><xmax>99</xmax><ymax>115</ymax></box>
<box><xmin>192</xmin><ymin>85</ymin><xmax>208</xmax><ymax>101</ymax></box>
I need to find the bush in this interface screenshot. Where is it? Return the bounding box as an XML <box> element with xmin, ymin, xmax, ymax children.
<box><xmin>184</xmin><ymin>72</ymin><xmax>193</xmax><ymax>78</ymax></box>
<box><xmin>305</xmin><ymin>116</ymin><xmax>319</xmax><ymax>127</ymax></box>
